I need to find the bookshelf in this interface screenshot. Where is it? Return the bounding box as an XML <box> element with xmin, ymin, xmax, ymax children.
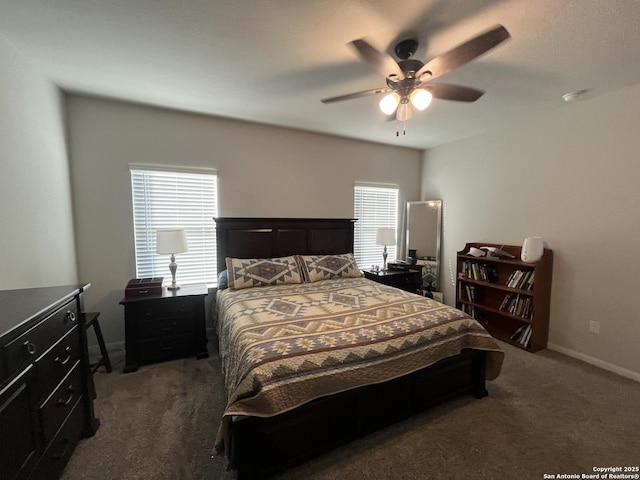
<box><xmin>456</xmin><ymin>242</ymin><xmax>553</xmax><ymax>352</ymax></box>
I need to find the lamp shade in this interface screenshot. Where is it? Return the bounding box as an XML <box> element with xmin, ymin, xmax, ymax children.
<box><xmin>376</xmin><ymin>228</ymin><xmax>396</xmax><ymax>246</ymax></box>
<box><xmin>410</xmin><ymin>88</ymin><xmax>433</xmax><ymax>111</ymax></box>
<box><xmin>156</xmin><ymin>229</ymin><xmax>188</xmax><ymax>254</ymax></box>
<box><xmin>379</xmin><ymin>92</ymin><xmax>400</xmax><ymax>115</ymax></box>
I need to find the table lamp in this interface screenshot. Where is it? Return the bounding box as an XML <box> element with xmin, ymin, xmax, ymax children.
<box><xmin>156</xmin><ymin>229</ymin><xmax>188</xmax><ymax>290</ymax></box>
<box><xmin>376</xmin><ymin>228</ymin><xmax>396</xmax><ymax>271</ymax></box>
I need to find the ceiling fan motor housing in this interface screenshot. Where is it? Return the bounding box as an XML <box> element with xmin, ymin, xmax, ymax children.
<box><xmin>394</xmin><ymin>39</ymin><xmax>419</xmax><ymax>60</ymax></box>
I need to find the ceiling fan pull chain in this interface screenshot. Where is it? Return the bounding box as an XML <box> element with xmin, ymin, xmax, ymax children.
<box><xmin>396</xmin><ymin>123</ymin><xmax>399</xmax><ymax>137</ymax></box>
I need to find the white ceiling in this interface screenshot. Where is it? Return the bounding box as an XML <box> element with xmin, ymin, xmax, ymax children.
<box><xmin>2</xmin><ymin>0</ymin><xmax>640</xmax><ymax>150</ymax></box>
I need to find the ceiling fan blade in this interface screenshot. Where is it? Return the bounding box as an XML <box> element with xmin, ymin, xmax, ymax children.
<box><xmin>425</xmin><ymin>83</ymin><xmax>484</xmax><ymax>102</ymax></box>
<box><xmin>416</xmin><ymin>24</ymin><xmax>510</xmax><ymax>81</ymax></box>
<box><xmin>321</xmin><ymin>86</ymin><xmax>391</xmax><ymax>104</ymax></box>
<box><xmin>349</xmin><ymin>39</ymin><xmax>405</xmax><ymax>81</ymax></box>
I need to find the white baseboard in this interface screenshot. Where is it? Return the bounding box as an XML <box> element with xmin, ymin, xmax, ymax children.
<box><xmin>548</xmin><ymin>342</ymin><xmax>640</xmax><ymax>383</ymax></box>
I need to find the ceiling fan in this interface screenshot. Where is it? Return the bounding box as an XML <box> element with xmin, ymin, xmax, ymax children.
<box><xmin>321</xmin><ymin>25</ymin><xmax>511</xmax><ymax>125</ymax></box>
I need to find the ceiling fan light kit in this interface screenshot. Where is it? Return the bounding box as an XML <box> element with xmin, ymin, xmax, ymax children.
<box><xmin>322</xmin><ymin>24</ymin><xmax>511</xmax><ymax>134</ymax></box>
<box><xmin>379</xmin><ymin>88</ymin><xmax>432</xmax><ymax>116</ymax></box>
<box><xmin>410</xmin><ymin>88</ymin><xmax>432</xmax><ymax>111</ymax></box>
<box><xmin>379</xmin><ymin>92</ymin><xmax>401</xmax><ymax>115</ymax></box>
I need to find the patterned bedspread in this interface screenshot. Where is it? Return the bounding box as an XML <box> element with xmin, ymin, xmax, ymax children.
<box><xmin>214</xmin><ymin>277</ymin><xmax>503</xmax><ymax>449</ymax></box>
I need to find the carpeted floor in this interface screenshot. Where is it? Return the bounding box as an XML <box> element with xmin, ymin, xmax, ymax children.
<box><xmin>62</xmin><ymin>341</ymin><xmax>640</xmax><ymax>480</ymax></box>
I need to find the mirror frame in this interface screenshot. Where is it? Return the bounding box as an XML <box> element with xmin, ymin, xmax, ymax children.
<box><xmin>406</xmin><ymin>200</ymin><xmax>442</xmax><ymax>292</ymax></box>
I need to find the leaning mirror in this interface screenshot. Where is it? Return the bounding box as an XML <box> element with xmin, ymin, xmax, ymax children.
<box><xmin>406</xmin><ymin>200</ymin><xmax>442</xmax><ymax>293</ymax></box>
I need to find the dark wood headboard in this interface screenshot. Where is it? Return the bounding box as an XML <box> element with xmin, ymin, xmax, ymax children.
<box><xmin>214</xmin><ymin>217</ymin><xmax>356</xmax><ymax>272</ymax></box>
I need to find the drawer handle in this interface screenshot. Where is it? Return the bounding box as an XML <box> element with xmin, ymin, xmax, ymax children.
<box><xmin>51</xmin><ymin>438</ymin><xmax>71</xmax><ymax>460</ymax></box>
<box><xmin>66</xmin><ymin>310</ymin><xmax>77</xmax><ymax>323</ymax></box>
<box><xmin>57</xmin><ymin>386</ymin><xmax>75</xmax><ymax>407</ymax></box>
<box><xmin>23</xmin><ymin>341</ymin><xmax>37</xmax><ymax>355</ymax></box>
<box><xmin>55</xmin><ymin>347</ymin><xmax>72</xmax><ymax>365</ymax></box>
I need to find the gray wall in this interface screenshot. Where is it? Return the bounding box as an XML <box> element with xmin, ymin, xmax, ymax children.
<box><xmin>0</xmin><ymin>35</ymin><xmax>77</xmax><ymax>289</ymax></box>
<box><xmin>421</xmin><ymin>83</ymin><xmax>640</xmax><ymax>380</ymax></box>
<box><xmin>66</xmin><ymin>95</ymin><xmax>422</xmax><ymax>345</ymax></box>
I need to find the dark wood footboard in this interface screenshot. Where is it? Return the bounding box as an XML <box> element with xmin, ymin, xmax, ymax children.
<box><xmin>227</xmin><ymin>349</ymin><xmax>487</xmax><ymax>480</ymax></box>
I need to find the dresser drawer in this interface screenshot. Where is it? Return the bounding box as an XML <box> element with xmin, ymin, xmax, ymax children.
<box><xmin>39</xmin><ymin>360</ymin><xmax>82</xmax><ymax>446</ymax></box>
<box><xmin>34</xmin><ymin>327</ymin><xmax>80</xmax><ymax>403</ymax></box>
<box><xmin>131</xmin><ymin>297</ymin><xmax>199</xmax><ymax>320</ymax></box>
<box><xmin>0</xmin><ymin>365</ymin><xmax>38</xmax><ymax>480</ymax></box>
<box><xmin>136</xmin><ymin>315</ymin><xmax>196</xmax><ymax>340</ymax></box>
<box><xmin>2</xmin><ymin>300</ymin><xmax>78</xmax><ymax>378</ymax></box>
<box><xmin>32</xmin><ymin>397</ymin><xmax>83</xmax><ymax>480</ymax></box>
<box><xmin>137</xmin><ymin>333</ymin><xmax>195</xmax><ymax>365</ymax></box>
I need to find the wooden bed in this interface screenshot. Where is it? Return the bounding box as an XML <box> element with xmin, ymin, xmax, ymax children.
<box><xmin>214</xmin><ymin>217</ymin><xmax>494</xmax><ymax>480</ymax></box>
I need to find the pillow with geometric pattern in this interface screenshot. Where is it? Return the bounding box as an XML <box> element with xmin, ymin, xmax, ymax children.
<box><xmin>225</xmin><ymin>256</ymin><xmax>304</xmax><ymax>290</ymax></box>
<box><xmin>297</xmin><ymin>253</ymin><xmax>362</xmax><ymax>283</ymax></box>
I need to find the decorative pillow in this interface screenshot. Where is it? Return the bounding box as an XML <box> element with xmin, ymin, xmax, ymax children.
<box><xmin>225</xmin><ymin>256</ymin><xmax>303</xmax><ymax>290</ymax></box>
<box><xmin>217</xmin><ymin>270</ymin><xmax>228</xmax><ymax>290</ymax></box>
<box><xmin>297</xmin><ymin>253</ymin><xmax>362</xmax><ymax>283</ymax></box>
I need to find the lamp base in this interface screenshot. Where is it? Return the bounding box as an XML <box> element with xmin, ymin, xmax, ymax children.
<box><xmin>382</xmin><ymin>245</ymin><xmax>388</xmax><ymax>271</ymax></box>
<box><xmin>167</xmin><ymin>255</ymin><xmax>181</xmax><ymax>290</ymax></box>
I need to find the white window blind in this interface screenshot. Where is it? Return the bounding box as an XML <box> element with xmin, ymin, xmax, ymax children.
<box><xmin>130</xmin><ymin>166</ymin><xmax>218</xmax><ymax>286</ymax></box>
<box><xmin>354</xmin><ymin>184</ymin><xmax>399</xmax><ymax>268</ymax></box>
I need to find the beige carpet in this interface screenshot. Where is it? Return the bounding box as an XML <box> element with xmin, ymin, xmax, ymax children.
<box><xmin>62</xmin><ymin>341</ymin><xmax>640</xmax><ymax>480</ymax></box>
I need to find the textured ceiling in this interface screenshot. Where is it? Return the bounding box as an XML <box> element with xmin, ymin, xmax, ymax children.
<box><xmin>2</xmin><ymin>0</ymin><xmax>639</xmax><ymax>149</ymax></box>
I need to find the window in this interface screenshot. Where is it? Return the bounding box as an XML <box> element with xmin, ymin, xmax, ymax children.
<box><xmin>130</xmin><ymin>165</ymin><xmax>218</xmax><ymax>286</ymax></box>
<box><xmin>353</xmin><ymin>183</ymin><xmax>399</xmax><ymax>268</ymax></box>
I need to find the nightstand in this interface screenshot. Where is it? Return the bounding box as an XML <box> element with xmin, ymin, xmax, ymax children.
<box><xmin>120</xmin><ymin>284</ymin><xmax>209</xmax><ymax>373</ymax></box>
<box><xmin>363</xmin><ymin>269</ymin><xmax>422</xmax><ymax>293</ymax></box>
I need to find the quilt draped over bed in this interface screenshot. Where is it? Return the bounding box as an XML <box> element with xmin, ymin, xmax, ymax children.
<box><xmin>214</xmin><ymin>277</ymin><xmax>504</xmax><ymax>451</ymax></box>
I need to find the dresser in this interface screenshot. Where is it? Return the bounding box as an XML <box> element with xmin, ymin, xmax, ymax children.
<box><xmin>120</xmin><ymin>284</ymin><xmax>209</xmax><ymax>373</ymax></box>
<box><xmin>0</xmin><ymin>284</ymin><xmax>99</xmax><ymax>480</ymax></box>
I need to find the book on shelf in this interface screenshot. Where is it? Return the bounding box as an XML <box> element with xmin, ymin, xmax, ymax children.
<box><xmin>521</xmin><ymin>271</ymin><xmax>535</xmax><ymax>290</ymax></box>
<box><xmin>464</xmin><ymin>284</ymin><xmax>477</xmax><ymax>302</ymax></box>
<box><xmin>504</xmin><ymin>269</ymin><xmax>536</xmax><ymax>290</ymax></box>
<box><xmin>510</xmin><ymin>324</ymin><xmax>532</xmax><ymax>347</ymax></box>
<box><xmin>499</xmin><ymin>293</ymin><xmax>533</xmax><ymax>319</ymax></box>
<box><xmin>506</xmin><ymin>269</ymin><xmax>523</xmax><ymax>288</ymax></box>
<box><xmin>461</xmin><ymin>260</ymin><xmax>498</xmax><ymax>283</ymax></box>
<box><xmin>510</xmin><ymin>325</ymin><xmax>526</xmax><ymax>340</ymax></box>
<box><xmin>499</xmin><ymin>293</ymin><xmax>513</xmax><ymax>310</ymax></box>
<box><xmin>461</xmin><ymin>304</ymin><xmax>475</xmax><ymax>318</ymax></box>
<box><xmin>481</xmin><ymin>263</ymin><xmax>499</xmax><ymax>283</ymax></box>
<box><xmin>522</xmin><ymin>326</ymin><xmax>532</xmax><ymax>347</ymax></box>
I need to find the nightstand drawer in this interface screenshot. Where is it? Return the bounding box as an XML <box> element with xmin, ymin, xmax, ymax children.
<box><xmin>132</xmin><ymin>298</ymin><xmax>199</xmax><ymax>320</ymax></box>
<box><xmin>137</xmin><ymin>333</ymin><xmax>195</xmax><ymax>365</ymax></box>
<box><xmin>136</xmin><ymin>316</ymin><xmax>196</xmax><ymax>340</ymax></box>
<box><xmin>3</xmin><ymin>300</ymin><xmax>78</xmax><ymax>378</ymax></box>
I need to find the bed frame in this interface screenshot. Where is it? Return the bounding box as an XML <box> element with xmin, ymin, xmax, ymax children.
<box><xmin>214</xmin><ymin>217</ymin><xmax>488</xmax><ymax>480</ymax></box>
